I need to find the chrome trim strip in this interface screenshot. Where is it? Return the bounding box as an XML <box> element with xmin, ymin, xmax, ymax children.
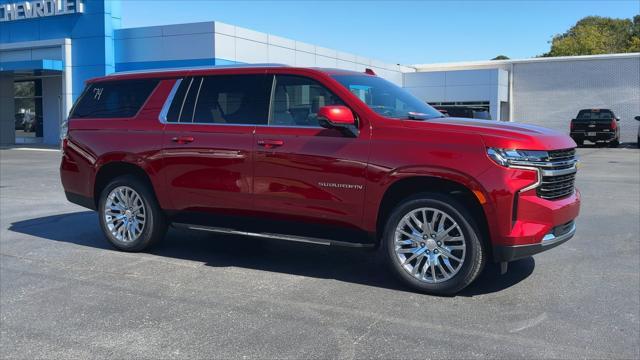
<box><xmin>540</xmin><ymin>167</ymin><xmax>577</xmax><ymax>177</ymax></box>
<box><xmin>541</xmin><ymin>222</ymin><xmax>576</xmax><ymax>246</ymax></box>
<box><xmin>512</xmin><ymin>165</ymin><xmax>542</xmax><ymax>193</ymax></box>
<box><xmin>506</xmin><ymin>222</ymin><xmax>576</xmax><ymax>248</ymax></box>
<box><xmin>172</xmin><ymin>223</ymin><xmax>374</xmax><ymax>248</ymax></box>
<box><xmin>158</xmin><ymin>78</ymin><xmax>183</xmax><ymax>123</ymax></box>
<box><xmin>190</xmin><ymin>78</ymin><xmax>204</xmax><ymax>123</ymax></box>
<box><xmin>256</xmin><ymin>124</ymin><xmax>324</xmax><ymax>129</ymax></box>
<box><xmin>510</xmin><ymin>159</ymin><xmax>578</xmax><ymax>168</ymax></box>
<box><xmin>177</xmin><ymin>78</ymin><xmax>194</xmax><ymax>123</ymax></box>
<box><xmin>267</xmin><ymin>74</ymin><xmax>276</xmax><ymax>125</ymax></box>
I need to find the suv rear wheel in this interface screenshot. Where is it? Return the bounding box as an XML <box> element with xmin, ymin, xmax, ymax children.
<box><xmin>98</xmin><ymin>175</ymin><xmax>167</xmax><ymax>251</ymax></box>
<box><xmin>382</xmin><ymin>193</ymin><xmax>485</xmax><ymax>295</ymax></box>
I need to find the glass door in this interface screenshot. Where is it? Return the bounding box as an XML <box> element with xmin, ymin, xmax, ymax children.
<box><xmin>14</xmin><ymin>80</ymin><xmax>43</xmax><ymax>143</ymax></box>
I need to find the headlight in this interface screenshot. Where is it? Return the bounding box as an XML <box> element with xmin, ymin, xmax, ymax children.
<box><xmin>487</xmin><ymin>148</ymin><xmax>549</xmax><ymax>167</ymax></box>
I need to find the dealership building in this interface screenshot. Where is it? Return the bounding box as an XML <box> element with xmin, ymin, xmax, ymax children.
<box><xmin>1</xmin><ymin>0</ymin><xmax>639</xmax><ymax>145</ymax></box>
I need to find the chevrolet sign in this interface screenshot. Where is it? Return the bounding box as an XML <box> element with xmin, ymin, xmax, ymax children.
<box><xmin>0</xmin><ymin>0</ymin><xmax>83</xmax><ymax>22</ymax></box>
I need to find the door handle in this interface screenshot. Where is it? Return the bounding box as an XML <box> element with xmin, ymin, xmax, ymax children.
<box><xmin>171</xmin><ymin>136</ymin><xmax>195</xmax><ymax>144</ymax></box>
<box><xmin>258</xmin><ymin>139</ymin><xmax>284</xmax><ymax>149</ymax></box>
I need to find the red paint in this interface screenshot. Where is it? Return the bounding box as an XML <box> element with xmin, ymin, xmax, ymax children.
<box><xmin>317</xmin><ymin>105</ymin><xmax>356</xmax><ymax>125</ymax></box>
<box><xmin>60</xmin><ymin>66</ymin><xmax>580</xmax><ymax>251</ymax></box>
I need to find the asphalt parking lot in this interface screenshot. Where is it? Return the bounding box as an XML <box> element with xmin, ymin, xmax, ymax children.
<box><xmin>1</xmin><ymin>145</ymin><xmax>639</xmax><ymax>359</ymax></box>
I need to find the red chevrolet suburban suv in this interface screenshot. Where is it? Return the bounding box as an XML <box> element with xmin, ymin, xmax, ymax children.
<box><xmin>60</xmin><ymin>66</ymin><xmax>580</xmax><ymax>294</ymax></box>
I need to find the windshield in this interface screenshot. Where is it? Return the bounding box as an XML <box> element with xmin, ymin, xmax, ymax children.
<box><xmin>332</xmin><ymin>75</ymin><xmax>444</xmax><ymax>120</ymax></box>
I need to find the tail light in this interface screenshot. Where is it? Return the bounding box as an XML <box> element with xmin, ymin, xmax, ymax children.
<box><xmin>611</xmin><ymin>119</ymin><xmax>617</xmax><ymax>130</ymax></box>
<box><xmin>570</xmin><ymin>121</ymin><xmax>574</xmax><ymax>131</ymax></box>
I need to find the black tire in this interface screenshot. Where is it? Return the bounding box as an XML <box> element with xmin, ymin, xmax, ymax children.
<box><xmin>381</xmin><ymin>193</ymin><xmax>485</xmax><ymax>295</ymax></box>
<box><xmin>98</xmin><ymin>175</ymin><xmax>167</xmax><ymax>252</ymax></box>
<box><xmin>609</xmin><ymin>138</ymin><xmax>619</xmax><ymax>148</ymax></box>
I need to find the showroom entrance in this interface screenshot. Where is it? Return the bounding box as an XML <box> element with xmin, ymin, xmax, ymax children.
<box><xmin>15</xmin><ymin>71</ymin><xmax>63</xmax><ymax>144</ymax></box>
<box><xmin>0</xmin><ymin>38</ymin><xmax>72</xmax><ymax>146</ymax></box>
<box><xmin>0</xmin><ymin>70</ymin><xmax>63</xmax><ymax>145</ymax></box>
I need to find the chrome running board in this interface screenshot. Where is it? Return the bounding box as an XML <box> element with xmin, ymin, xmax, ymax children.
<box><xmin>172</xmin><ymin>223</ymin><xmax>375</xmax><ymax>248</ymax></box>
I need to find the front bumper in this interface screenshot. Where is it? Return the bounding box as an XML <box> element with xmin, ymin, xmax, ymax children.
<box><xmin>494</xmin><ymin>220</ymin><xmax>576</xmax><ymax>262</ymax></box>
<box><xmin>478</xmin><ymin>162</ymin><xmax>581</xmax><ymax>262</ymax></box>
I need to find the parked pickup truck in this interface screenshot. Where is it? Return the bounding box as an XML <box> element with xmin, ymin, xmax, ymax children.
<box><xmin>570</xmin><ymin>108</ymin><xmax>620</xmax><ymax>147</ymax></box>
<box><xmin>60</xmin><ymin>65</ymin><xmax>580</xmax><ymax>294</ymax></box>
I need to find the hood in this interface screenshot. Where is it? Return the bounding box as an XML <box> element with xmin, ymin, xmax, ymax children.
<box><xmin>403</xmin><ymin>117</ymin><xmax>577</xmax><ymax>150</ymax></box>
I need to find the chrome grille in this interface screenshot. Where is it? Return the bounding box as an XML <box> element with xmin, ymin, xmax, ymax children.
<box><xmin>547</xmin><ymin>148</ymin><xmax>576</xmax><ymax>162</ymax></box>
<box><xmin>536</xmin><ymin>148</ymin><xmax>577</xmax><ymax>200</ymax></box>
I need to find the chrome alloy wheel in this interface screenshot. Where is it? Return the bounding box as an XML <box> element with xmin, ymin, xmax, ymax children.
<box><xmin>394</xmin><ymin>207</ymin><xmax>466</xmax><ymax>283</ymax></box>
<box><xmin>104</xmin><ymin>186</ymin><xmax>146</xmax><ymax>243</ymax></box>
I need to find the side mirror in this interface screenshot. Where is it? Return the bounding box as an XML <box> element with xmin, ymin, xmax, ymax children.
<box><xmin>317</xmin><ymin>106</ymin><xmax>359</xmax><ymax>137</ymax></box>
<box><xmin>635</xmin><ymin>116</ymin><xmax>640</xmax><ymax>121</ymax></box>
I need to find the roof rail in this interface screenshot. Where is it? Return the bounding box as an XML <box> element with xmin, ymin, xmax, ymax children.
<box><xmin>109</xmin><ymin>63</ymin><xmax>290</xmax><ymax>76</ymax></box>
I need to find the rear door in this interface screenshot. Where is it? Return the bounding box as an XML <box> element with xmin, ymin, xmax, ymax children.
<box><xmin>253</xmin><ymin>74</ymin><xmax>370</xmax><ymax>230</ymax></box>
<box><xmin>160</xmin><ymin>73</ymin><xmax>271</xmax><ymax>215</ymax></box>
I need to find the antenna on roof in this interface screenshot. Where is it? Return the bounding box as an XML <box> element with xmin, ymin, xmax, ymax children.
<box><xmin>365</xmin><ymin>68</ymin><xmax>376</xmax><ymax>76</ymax></box>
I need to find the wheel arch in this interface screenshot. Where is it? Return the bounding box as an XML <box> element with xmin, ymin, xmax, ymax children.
<box><xmin>375</xmin><ymin>175</ymin><xmax>493</xmax><ymax>257</ymax></box>
<box><xmin>93</xmin><ymin>161</ymin><xmax>158</xmax><ymax>209</ymax></box>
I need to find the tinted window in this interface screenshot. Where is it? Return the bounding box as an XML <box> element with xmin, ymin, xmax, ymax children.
<box><xmin>269</xmin><ymin>75</ymin><xmax>344</xmax><ymax>127</ymax></box>
<box><xmin>576</xmin><ymin>109</ymin><xmax>614</xmax><ymax>120</ymax></box>
<box><xmin>71</xmin><ymin>80</ymin><xmax>158</xmax><ymax>118</ymax></box>
<box><xmin>190</xmin><ymin>75</ymin><xmax>271</xmax><ymax>125</ymax></box>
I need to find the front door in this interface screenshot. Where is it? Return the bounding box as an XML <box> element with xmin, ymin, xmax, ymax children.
<box><xmin>253</xmin><ymin>74</ymin><xmax>370</xmax><ymax>231</ymax></box>
<box><xmin>161</xmin><ymin>74</ymin><xmax>271</xmax><ymax>215</ymax></box>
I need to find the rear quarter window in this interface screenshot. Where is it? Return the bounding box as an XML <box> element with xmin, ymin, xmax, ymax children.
<box><xmin>70</xmin><ymin>79</ymin><xmax>159</xmax><ymax>119</ymax></box>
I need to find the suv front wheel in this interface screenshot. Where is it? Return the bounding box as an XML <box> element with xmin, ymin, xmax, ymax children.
<box><xmin>98</xmin><ymin>175</ymin><xmax>167</xmax><ymax>252</ymax></box>
<box><xmin>382</xmin><ymin>193</ymin><xmax>485</xmax><ymax>295</ymax></box>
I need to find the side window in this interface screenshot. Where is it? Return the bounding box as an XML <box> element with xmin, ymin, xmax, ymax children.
<box><xmin>71</xmin><ymin>79</ymin><xmax>158</xmax><ymax>119</ymax></box>
<box><xmin>191</xmin><ymin>75</ymin><xmax>271</xmax><ymax>125</ymax></box>
<box><xmin>269</xmin><ymin>75</ymin><xmax>344</xmax><ymax>127</ymax></box>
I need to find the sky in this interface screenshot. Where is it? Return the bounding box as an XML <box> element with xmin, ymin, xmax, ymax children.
<box><xmin>121</xmin><ymin>0</ymin><xmax>640</xmax><ymax>65</ymax></box>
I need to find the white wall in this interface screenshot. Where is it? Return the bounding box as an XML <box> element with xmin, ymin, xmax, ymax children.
<box><xmin>114</xmin><ymin>21</ymin><xmax>408</xmax><ymax>84</ymax></box>
<box><xmin>403</xmin><ymin>68</ymin><xmax>507</xmax><ymax>120</ymax></box>
<box><xmin>409</xmin><ymin>54</ymin><xmax>640</xmax><ymax>139</ymax></box>
<box><xmin>512</xmin><ymin>56</ymin><xmax>640</xmax><ymax>142</ymax></box>
<box><xmin>211</xmin><ymin>22</ymin><xmax>408</xmax><ymax>84</ymax></box>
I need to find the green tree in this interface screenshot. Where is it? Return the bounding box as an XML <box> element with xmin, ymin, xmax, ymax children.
<box><xmin>491</xmin><ymin>55</ymin><xmax>510</xmax><ymax>60</ymax></box>
<box><xmin>543</xmin><ymin>15</ymin><xmax>639</xmax><ymax>57</ymax></box>
<box><xmin>629</xmin><ymin>15</ymin><xmax>640</xmax><ymax>52</ymax></box>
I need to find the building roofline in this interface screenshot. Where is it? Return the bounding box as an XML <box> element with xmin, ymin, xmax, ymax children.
<box><xmin>411</xmin><ymin>52</ymin><xmax>640</xmax><ymax>71</ymax></box>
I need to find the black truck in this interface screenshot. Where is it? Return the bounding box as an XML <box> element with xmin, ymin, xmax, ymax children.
<box><xmin>570</xmin><ymin>109</ymin><xmax>620</xmax><ymax>147</ymax></box>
